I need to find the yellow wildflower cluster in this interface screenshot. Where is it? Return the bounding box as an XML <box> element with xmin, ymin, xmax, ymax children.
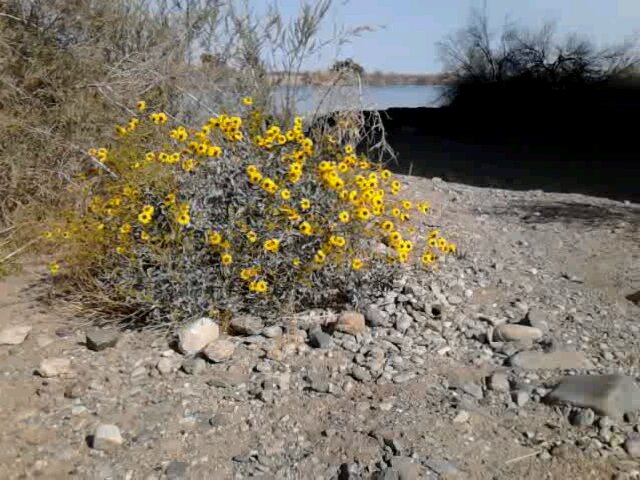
<box><xmin>43</xmin><ymin>96</ymin><xmax>456</xmax><ymax>318</ymax></box>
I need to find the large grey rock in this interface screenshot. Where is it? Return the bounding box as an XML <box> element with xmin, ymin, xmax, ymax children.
<box><xmin>92</xmin><ymin>424</ymin><xmax>123</xmax><ymax>451</ymax></box>
<box><xmin>177</xmin><ymin>317</ymin><xmax>219</xmax><ymax>354</ymax></box>
<box><xmin>509</xmin><ymin>350</ymin><xmax>593</xmax><ymax>370</ymax></box>
<box><xmin>230</xmin><ymin>315</ymin><xmax>264</xmax><ymax>336</ymax></box>
<box><xmin>86</xmin><ymin>328</ymin><xmax>119</xmax><ymax>351</ymax></box>
<box><xmin>494</xmin><ymin>324</ymin><xmax>543</xmax><ymax>342</ymax></box>
<box><xmin>546</xmin><ymin>374</ymin><xmax>640</xmax><ymax>417</ymax></box>
<box><xmin>0</xmin><ymin>325</ymin><xmax>31</xmax><ymax>345</ymax></box>
<box><xmin>308</xmin><ymin>328</ymin><xmax>333</xmax><ymax>349</ymax></box>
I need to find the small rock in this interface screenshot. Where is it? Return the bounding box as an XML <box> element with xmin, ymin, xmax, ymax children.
<box><xmin>525</xmin><ymin>308</ymin><xmax>550</xmax><ymax>332</ymax></box>
<box><xmin>37</xmin><ymin>357</ymin><xmax>72</xmax><ymax>377</ymax></box>
<box><xmin>365</xmin><ymin>305</ymin><xmax>387</xmax><ymax>327</ymax></box>
<box><xmin>453</xmin><ymin>410</ymin><xmax>470</xmax><ymax>423</ymax></box>
<box><xmin>351</xmin><ymin>365</ymin><xmax>372</xmax><ymax>383</ymax></box>
<box><xmin>488</xmin><ymin>372</ymin><xmax>510</xmax><ymax>392</ymax></box>
<box><xmin>85</xmin><ymin>328</ymin><xmax>119</xmax><ymax>351</ymax></box>
<box><xmin>156</xmin><ymin>357</ymin><xmax>178</xmax><ymax>375</ymax></box>
<box><xmin>92</xmin><ymin>424</ymin><xmax>123</xmax><ymax>451</ymax></box>
<box><xmin>35</xmin><ymin>335</ymin><xmax>54</xmax><ymax>348</ymax></box>
<box><xmin>307</xmin><ymin>371</ymin><xmax>330</xmax><ymax>393</ymax></box>
<box><xmin>230</xmin><ymin>315</ymin><xmax>264</xmax><ymax>336</ymax></box>
<box><xmin>459</xmin><ymin>382</ymin><xmax>484</xmax><ymax>400</ymax></box>
<box><xmin>165</xmin><ymin>461</ymin><xmax>188</xmax><ymax>480</ymax></box>
<box><xmin>512</xmin><ymin>390</ymin><xmax>529</xmax><ymax>407</ymax></box>
<box><xmin>203</xmin><ymin>338</ymin><xmax>235</xmax><ymax>363</ymax></box>
<box><xmin>390</xmin><ymin>457</ymin><xmax>422</xmax><ymax>480</ymax></box>
<box><xmin>393</xmin><ymin>372</ymin><xmax>416</xmax><ymax>384</ymax></box>
<box><xmin>334</xmin><ymin>311</ymin><xmax>366</xmax><ymax>335</ymax></box>
<box><xmin>624</xmin><ymin>433</ymin><xmax>640</xmax><ymax>458</ymax></box>
<box><xmin>0</xmin><ymin>325</ymin><xmax>31</xmax><ymax>345</ymax></box>
<box><xmin>262</xmin><ymin>326</ymin><xmax>282</xmax><ymax>338</ymax></box>
<box><xmin>395</xmin><ymin>315</ymin><xmax>412</xmax><ymax>333</ymax></box>
<box><xmin>570</xmin><ymin>408</ymin><xmax>596</xmax><ymax>427</ymax></box>
<box><xmin>209</xmin><ymin>413</ymin><xmax>232</xmax><ymax>427</ymax></box>
<box><xmin>181</xmin><ymin>357</ymin><xmax>206</xmax><ymax>375</ymax></box>
<box><xmin>308</xmin><ymin>328</ymin><xmax>334</xmax><ymax>349</ymax></box>
<box><xmin>546</xmin><ymin>374</ymin><xmax>640</xmax><ymax>417</ymax></box>
<box><xmin>494</xmin><ymin>324</ymin><xmax>543</xmax><ymax>342</ymax></box>
<box><xmin>177</xmin><ymin>317</ymin><xmax>219</xmax><ymax>355</ymax></box>
<box><xmin>509</xmin><ymin>350</ymin><xmax>593</xmax><ymax>370</ymax></box>
<box><xmin>64</xmin><ymin>383</ymin><xmax>84</xmax><ymax>399</ymax></box>
<box><xmin>447</xmin><ymin>295</ymin><xmax>463</xmax><ymax>306</ymax></box>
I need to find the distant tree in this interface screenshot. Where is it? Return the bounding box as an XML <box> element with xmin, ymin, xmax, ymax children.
<box><xmin>330</xmin><ymin>58</ymin><xmax>364</xmax><ymax>75</ymax></box>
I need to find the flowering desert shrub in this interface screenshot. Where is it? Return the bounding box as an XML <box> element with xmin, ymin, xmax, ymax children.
<box><xmin>42</xmin><ymin>98</ymin><xmax>456</xmax><ymax>327</ymax></box>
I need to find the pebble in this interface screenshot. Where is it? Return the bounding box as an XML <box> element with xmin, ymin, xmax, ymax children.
<box><xmin>156</xmin><ymin>357</ymin><xmax>178</xmax><ymax>375</ymax></box>
<box><xmin>460</xmin><ymin>382</ymin><xmax>484</xmax><ymax>399</ymax></box>
<box><xmin>488</xmin><ymin>372</ymin><xmax>510</xmax><ymax>392</ymax></box>
<box><xmin>393</xmin><ymin>372</ymin><xmax>416</xmax><ymax>384</ymax></box>
<box><xmin>525</xmin><ymin>308</ymin><xmax>550</xmax><ymax>332</ymax></box>
<box><xmin>365</xmin><ymin>305</ymin><xmax>387</xmax><ymax>327</ymax></box>
<box><xmin>351</xmin><ymin>366</ymin><xmax>372</xmax><ymax>383</ymax></box>
<box><xmin>334</xmin><ymin>311</ymin><xmax>366</xmax><ymax>335</ymax></box>
<box><xmin>262</xmin><ymin>326</ymin><xmax>282</xmax><ymax>338</ymax></box>
<box><xmin>570</xmin><ymin>408</ymin><xmax>596</xmax><ymax>427</ymax></box>
<box><xmin>494</xmin><ymin>324</ymin><xmax>543</xmax><ymax>342</ymax></box>
<box><xmin>85</xmin><ymin>328</ymin><xmax>119</xmax><ymax>351</ymax></box>
<box><xmin>509</xmin><ymin>350</ymin><xmax>593</xmax><ymax>370</ymax></box>
<box><xmin>546</xmin><ymin>374</ymin><xmax>640</xmax><ymax>417</ymax></box>
<box><xmin>202</xmin><ymin>338</ymin><xmax>235</xmax><ymax>363</ymax></box>
<box><xmin>395</xmin><ymin>315</ymin><xmax>412</xmax><ymax>333</ymax></box>
<box><xmin>177</xmin><ymin>317</ymin><xmax>219</xmax><ymax>355</ymax></box>
<box><xmin>0</xmin><ymin>325</ymin><xmax>31</xmax><ymax>345</ymax></box>
<box><xmin>92</xmin><ymin>424</ymin><xmax>123</xmax><ymax>451</ymax></box>
<box><xmin>165</xmin><ymin>461</ymin><xmax>188</xmax><ymax>480</ymax></box>
<box><xmin>37</xmin><ymin>357</ymin><xmax>72</xmax><ymax>377</ymax></box>
<box><xmin>308</xmin><ymin>328</ymin><xmax>334</xmax><ymax>349</ymax></box>
<box><xmin>453</xmin><ymin>410</ymin><xmax>470</xmax><ymax>423</ymax></box>
<box><xmin>512</xmin><ymin>390</ymin><xmax>530</xmax><ymax>407</ymax></box>
<box><xmin>181</xmin><ymin>357</ymin><xmax>206</xmax><ymax>375</ymax></box>
<box><xmin>624</xmin><ymin>434</ymin><xmax>640</xmax><ymax>458</ymax></box>
<box><xmin>230</xmin><ymin>315</ymin><xmax>264</xmax><ymax>336</ymax></box>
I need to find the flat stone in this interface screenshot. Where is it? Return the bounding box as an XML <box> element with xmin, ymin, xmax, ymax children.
<box><xmin>512</xmin><ymin>390</ymin><xmax>529</xmax><ymax>407</ymax></box>
<box><xmin>334</xmin><ymin>311</ymin><xmax>366</xmax><ymax>335</ymax></box>
<box><xmin>0</xmin><ymin>325</ymin><xmax>31</xmax><ymax>345</ymax></box>
<box><xmin>181</xmin><ymin>357</ymin><xmax>206</xmax><ymax>375</ymax></box>
<box><xmin>351</xmin><ymin>365</ymin><xmax>372</xmax><ymax>383</ymax></box>
<box><xmin>85</xmin><ymin>328</ymin><xmax>119</xmax><ymax>351</ymax></box>
<box><xmin>460</xmin><ymin>382</ymin><xmax>484</xmax><ymax>400</ymax></box>
<box><xmin>509</xmin><ymin>350</ymin><xmax>593</xmax><ymax>370</ymax></box>
<box><xmin>230</xmin><ymin>315</ymin><xmax>264</xmax><ymax>336</ymax></box>
<box><xmin>525</xmin><ymin>308</ymin><xmax>550</xmax><ymax>332</ymax></box>
<box><xmin>177</xmin><ymin>317</ymin><xmax>219</xmax><ymax>354</ymax></box>
<box><xmin>262</xmin><ymin>326</ymin><xmax>282</xmax><ymax>338</ymax></box>
<box><xmin>546</xmin><ymin>374</ymin><xmax>640</xmax><ymax>417</ymax></box>
<box><xmin>203</xmin><ymin>338</ymin><xmax>235</xmax><ymax>363</ymax></box>
<box><xmin>37</xmin><ymin>357</ymin><xmax>72</xmax><ymax>377</ymax></box>
<box><xmin>156</xmin><ymin>357</ymin><xmax>179</xmax><ymax>375</ymax></box>
<box><xmin>494</xmin><ymin>324</ymin><xmax>543</xmax><ymax>342</ymax></box>
<box><xmin>365</xmin><ymin>305</ymin><xmax>387</xmax><ymax>327</ymax></box>
<box><xmin>624</xmin><ymin>433</ymin><xmax>640</xmax><ymax>458</ymax></box>
<box><xmin>308</xmin><ymin>328</ymin><xmax>334</xmax><ymax>349</ymax></box>
<box><xmin>165</xmin><ymin>461</ymin><xmax>188</xmax><ymax>480</ymax></box>
<box><xmin>570</xmin><ymin>408</ymin><xmax>596</xmax><ymax>427</ymax></box>
<box><xmin>92</xmin><ymin>424</ymin><xmax>123</xmax><ymax>451</ymax></box>
<box><xmin>488</xmin><ymin>372</ymin><xmax>510</xmax><ymax>392</ymax></box>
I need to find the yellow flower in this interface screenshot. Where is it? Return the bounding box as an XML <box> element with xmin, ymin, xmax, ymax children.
<box><xmin>242</xmin><ymin>96</ymin><xmax>253</xmax><ymax>106</ymax></box>
<box><xmin>300</xmin><ymin>198</ymin><xmax>311</xmax><ymax>211</ymax></box>
<box><xmin>402</xmin><ymin>200</ymin><xmax>413</xmax><ymax>210</ymax></box>
<box><xmin>221</xmin><ymin>253</ymin><xmax>233</xmax><ymax>265</ymax></box>
<box><xmin>421</xmin><ymin>252</ymin><xmax>435</xmax><ymax>264</ymax></box>
<box><xmin>381</xmin><ymin>169</ymin><xmax>392</xmax><ymax>180</ymax></box>
<box><xmin>345</xmin><ymin>145</ymin><xmax>354</xmax><ymax>155</ymax></box>
<box><xmin>254</xmin><ymin>280</ymin><xmax>268</xmax><ymax>293</ymax></box>
<box><xmin>355</xmin><ymin>207</ymin><xmax>371</xmax><ymax>221</ymax></box>
<box><xmin>246</xmin><ymin>231</ymin><xmax>257</xmax><ymax>243</ymax></box>
<box><xmin>391</xmin><ymin>180</ymin><xmax>401</xmax><ymax>193</ymax></box>
<box><xmin>248</xmin><ymin>171</ymin><xmax>263</xmax><ymax>184</ymax></box>
<box><xmin>438</xmin><ymin>238</ymin><xmax>448</xmax><ymax>251</ymax></box>
<box><xmin>116</xmin><ymin>246</ymin><xmax>127</xmax><ymax>255</ymax></box>
<box><xmin>330</xmin><ymin>235</ymin><xmax>346</xmax><ymax>247</ymax></box>
<box><xmin>42</xmin><ymin>231</ymin><xmax>53</xmax><ymax>240</ymax></box>
<box><xmin>351</xmin><ymin>258</ymin><xmax>363</xmax><ymax>270</ymax></box>
<box><xmin>246</xmin><ymin>165</ymin><xmax>258</xmax><ymax>174</ymax></box>
<box><xmin>182</xmin><ymin>158</ymin><xmax>195</xmax><ymax>172</ymax></box>
<box><xmin>418</xmin><ymin>202</ymin><xmax>431</xmax><ymax>214</ymax></box>
<box><xmin>292</xmin><ymin>257</ymin><xmax>301</xmax><ymax>267</ymax></box>
<box><xmin>381</xmin><ymin>220</ymin><xmax>394</xmax><ymax>232</ymax></box>
<box><xmin>164</xmin><ymin>192</ymin><xmax>176</xmax><ymax>205</ymax></box>
<box><xmin>389</xmin><ymin>231</ymin><xmax>402</xmax><ymax>247</ymax></box>
<box><xmin>428</xmin><ymin>238</ymin><xmax>437</xmax><ymax>247</ymax></box>
<box><xmin>280</xmin><ymin>189</ymin><xmax>291</xmax><ymax>200</ymax></box>
<box><xmin>299</xmin><ymin>221</ymin><xmax>313</xmax><ymax>236</ymax></box>
<box><xmin>314</xmin><ymin>249</ymin><xmax>326</xmax><ymax>264</ymax></box>
<box><xmin>138</xmin><ymin>212</ymin><xmax>152</xmax><ymax>225</ymax></box>
<box><xmin>176</xmin><ymin>212</ymin><xmax>190</xmax><ymax>225</ymax></box>
<box><xmin>447</xmin><ymin>243</ymin><xmax>457</xmax><ymax>254</ymax></box>
<box><xmin>429</xmin><ymin>230</ymin><xmax>439</xmax><ymax>238</ymax></box>
<box><xmin>136</xmin><ymin>100</ymin><xmax>146</xmax><ymax>112</ymax></box>
<box><xmin>142</xmin><ymin>204</ymin><xmax>155</xmax><ymax>215</ymax></box>
<box><xmin>391</xmin><ymin>208</ymin><xmax>401</xmax><ymax>217</ymax></box>
<box><xmin>207</xmin><ymin>232</ymin><xmax>221</xmax><ymax>246</ymax></box>
<box><xmin>264</xmin><ymin>238</ymin><xmax>280</xmax><ymax>253</ymax></box>
<box><xmin>140</xmin><ymin>231</ymin><xmax>150</xmax><ymax>241</ymax></box>
<box><xmin>338</xmin><ymin>211</ymin><xmax>350</xmax><ymax>223</ymax></box>
<box><xmin>48</xmin><ymin>262</ymin><xmax>60</xmax><ymax>275</ymax></box>
<box><xmin>120</xmin><ymin>223</ymin><xmax>132</xmax><ymax>234</ymax></box>
<box><xmin>398</xmin><ymin>251</ymin><xmax>409</xmax><ymax>263</ymax></box>
<box><xmin>240</xmin><ymin>269</ymin><xmax>256</xmax><ymax>280</ymax></box>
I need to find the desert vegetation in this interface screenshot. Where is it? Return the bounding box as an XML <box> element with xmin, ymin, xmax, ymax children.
<box><xmin>0</xmin><ymin>0</ymin><xmax>453</xmax><ymax>326</ymax></box>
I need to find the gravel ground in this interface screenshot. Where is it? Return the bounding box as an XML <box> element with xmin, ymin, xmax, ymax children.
<box><xmin>1</xmin><ymin>175</ymin><xmax>639</xmax><ymax>480</ymax></box>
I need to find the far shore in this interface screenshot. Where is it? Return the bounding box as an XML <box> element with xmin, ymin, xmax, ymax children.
<box><xmin>267</xmin><ymin>70</ymin><xmax>450</xmax><ymax>87</ymax></box>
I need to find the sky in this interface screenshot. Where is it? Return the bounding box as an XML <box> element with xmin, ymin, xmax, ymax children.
<box><xmin>271</xmin><ymin>0</ymin><xmax>640</xmax><ymax>73</ymax></box>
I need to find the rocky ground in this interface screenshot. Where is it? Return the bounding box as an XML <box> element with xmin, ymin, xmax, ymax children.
<box><xmin>1</xmin><ymin>175</ymin><xmax>639</xmax><ymax>480</ymax></box>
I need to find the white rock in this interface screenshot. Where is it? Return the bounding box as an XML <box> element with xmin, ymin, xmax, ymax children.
<box><xmin>0</xmin><ymin>325</ymin><xmax>32</xmax><ymax>345</ymax></box>
<box><xmin>178</xmin><ymin>317</ymin><xmax>219</xmax><ymax>354</ymax></box>
<box><xmin>156</xmin><ymin>357</ymin><xmax>179</xmax><ymax>374</ymax></box>
<box><xmin>38</xmin><ymin>357</ymin><xmax>72</xmax><ymax>377</ymax></box>
<box><xmin>203</xmin><ymin>339</ymin><xmax>235</xmax><ymax>363</ymax></box>
<box><xmin>453</xmin><ymin>410</ymin><xmax>470</xmax><ymax>423</ymax></box>
<box><xmin>494</xmin><ymin>324</ymin><xmax>543</xmax><ymax>342</ymax></box>
<box><xmin>93</xmin><ymin>424</ymin><xmax>123</xmax><ymax>450</ymax></box>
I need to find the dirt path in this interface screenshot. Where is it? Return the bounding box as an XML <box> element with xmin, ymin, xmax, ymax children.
<box><xmin>1</xmin><ymin>177</ymin><xmax>639</xmax><ymax>479</ymax></box>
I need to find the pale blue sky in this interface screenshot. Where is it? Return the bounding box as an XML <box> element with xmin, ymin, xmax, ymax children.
<box><xmin>271</xmin><ymin>0</ymin><xmax>640</xmax><ymax>73</ymax></box>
